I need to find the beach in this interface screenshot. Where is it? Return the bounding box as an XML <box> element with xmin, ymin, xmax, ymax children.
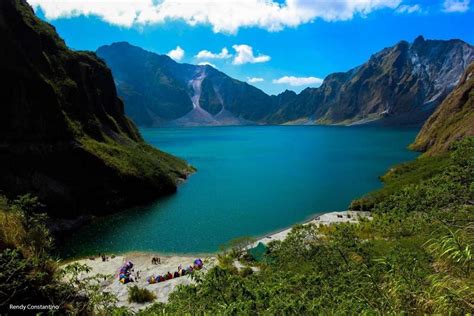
<box><xmin>252</xmin><ymin>210</ymin><xmax>372</xmax><ymax>246</ymax></box>
<box><xmin>70</xmin><ymin>253</ymin><xmax>217</xmax><ymax>311</ymax></box>
<box><xmin>65</xmin><ymin>210</ymin><xmax>370</xmax><ymax>311</ymax></box>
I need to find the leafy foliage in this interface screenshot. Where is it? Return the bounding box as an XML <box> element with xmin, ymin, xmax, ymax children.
<box><xmin>0</xmin><ymin>195</ymin><xmax>123</xmax><ymax>314</ymax></box>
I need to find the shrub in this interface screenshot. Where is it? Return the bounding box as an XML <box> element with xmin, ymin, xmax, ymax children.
<box><xmin>128</xmin><ymin>285</ymin><xmax>156</xmax><ymax>303</ymax></box>
<box><xmin>240</xmin><ymin>266</ymin><xmax>254</xmax><ymax>277</ymax></box>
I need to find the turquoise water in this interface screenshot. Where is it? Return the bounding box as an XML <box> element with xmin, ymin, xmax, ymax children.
<box><xmin>60</xmin><ymin>125</ymin><xmax>418</xmax><ymax>257</ymax></box>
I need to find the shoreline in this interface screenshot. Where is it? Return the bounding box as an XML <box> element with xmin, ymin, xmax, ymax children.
<box><xmin>62</xmin><ymin>210</ymin><xmax>371</xmax><ymax>311</ymax></box>
<box><xmin>252</xmin><ymin>210</ymin><xmax>371</xmax><ymax>247</ymax></box>
<box><xmin>60</xmin><ymin>210</ymin><xmax>371</xmax><ymax>262</ymax></box>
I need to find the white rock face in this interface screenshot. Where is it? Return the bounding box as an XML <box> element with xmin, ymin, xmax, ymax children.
<box><xmin>168</xmin><ymin>67</ymin><xmax>253</xmax><ymax>126</ymax></box>
<box><xmin>408</xmin><ymin>38</ymin><xmax>474</xmax><ymax>110</ymax></box>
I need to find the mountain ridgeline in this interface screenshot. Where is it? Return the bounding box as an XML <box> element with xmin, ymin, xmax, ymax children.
<box><xmin>96</xmin><ymin>43</ymin><xmax>275</xmax><ymax>127</ymax></box>
<box><xmin>0</xmin><ymin>0</ymin><xmax>192</xmax><ymax>218</ymax></box>
<box><xmin>97</xmin><ymin>38</ymin><xmax>474</xmax><ymax>127</ymax></box>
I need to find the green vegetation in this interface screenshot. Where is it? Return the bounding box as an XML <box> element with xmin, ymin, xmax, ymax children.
<box><xmin>350</xmin><ymin>153</ymin><xmax>450</xmax><ymax>211</ymax></box>
<box><xmin>0</xmin><ymin>194</ymin><xmax>125</xmax><ymax>314</ymax></box>
<box><xmin>80</xmin><ymin>137</ymin><xmax>193</xmax><ymax>181</ymax></box>
<box><xmin>139</xmin><ymin>137</ymin><xmax>473</xmax><ymax>314</ymax></box>
<box><xmin>0</xmin><ymin>195</ymin><xmax>85</xmax><ymax>313</ymax></box>
<box><xmin>128</xmin><ymin>286</ymin><xmax>156</xmax><ymax>304</ymax></box>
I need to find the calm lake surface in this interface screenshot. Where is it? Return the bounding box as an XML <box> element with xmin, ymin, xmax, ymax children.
<box><xmin>60</xmin><ymin>125</ymin><xmax>419</xmax><ymax>257</ymax></box>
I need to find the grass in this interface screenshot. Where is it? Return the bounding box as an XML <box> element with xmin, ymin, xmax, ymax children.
<box><xmin>80</xmin><ymin>136</ymin><xmax>193</xmax><ymax>181</ymax></box>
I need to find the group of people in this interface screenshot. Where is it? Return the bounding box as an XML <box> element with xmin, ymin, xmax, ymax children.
<box><xmin>118</xmin><ymin>261</ymin><xmax>135</xmax><ymax>284</ymax></box>
<box><xmin>98</xmin><ymin>253</ymin><xmax>114</xmax><ymax>262</ymax></box>
<box><xmin>151</xmin><ymin>257</ymin><xmax>161</xmax><ymax>265</ymax></box>
<box><xmin>146</xmin><ymin>259</ymin><xmax>204</xmax><ymax>284</ymax></box>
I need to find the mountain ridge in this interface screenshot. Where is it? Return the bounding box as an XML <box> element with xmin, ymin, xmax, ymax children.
<box><xmin>97</xmin><ymin>37</ymin><xmax>474</xmax><ymax>127</ymax></box>
<box><xmin>97</xmin><ymin>42</ymin><xmax>275</xmax><ymax>127</ymax></box>
<box><xmin>269</xmin><ymin>36</ymin><xmax>474</xmax><ymax>126</ymax></box>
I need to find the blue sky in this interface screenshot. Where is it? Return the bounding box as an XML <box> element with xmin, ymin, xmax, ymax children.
<box><xmin>30</xmin><ymin>0</ymin><xmax>473</xmax><ymax>95</ymax></box>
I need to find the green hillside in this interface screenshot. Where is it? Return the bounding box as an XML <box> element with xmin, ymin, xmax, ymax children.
<box><xmin>0</xmin><ymin>0</ymin><xmax>193</xmax><ymax>218</ymax></box>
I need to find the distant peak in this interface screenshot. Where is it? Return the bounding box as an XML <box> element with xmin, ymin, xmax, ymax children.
<box><xmin>282</xmin><ymin>89</ymin><xmax>297</xmax><ymax>95</ymax></box>
<box><xmin>414</xmin><ymin>35</ymin><xmax>425</xmax><ymax>44</ymax></box>
<box><xmin>109</xmin><ymin>41</ymin><xmax>134</xmax><ymax>48</ymax></box>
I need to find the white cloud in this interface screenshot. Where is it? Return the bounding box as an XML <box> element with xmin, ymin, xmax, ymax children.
<box><xmin>167</xmin><ymin>46</ymin><xmax>184</xmax><ymax>61</ymax></box>
<box><xmin>232</xmin><ymin>45</ymin><xmax>270</xmax><ymax>65</ymax></box>
<box><xmin>247</xmin><ymin>77</ymin><xmax>264</xmax><ymax>83</ymax></box>
<box><xmin>27</xmin><ymin>0</ymin><xmax>403</xmax><ymax>34</ymax></box>
<box><xmin>195</xmin><ymin>48</ymin><xmax>232</xmax><ymax>59</ymax></box>
<box><xmin>395</xmin><ymin>4</ymin><xmax>422</xmax><ymax>14</ymax></box>
<box><xmin>443</xmin><ymin>0</ymin><xmax>470</xmax><ymax>12</ymax></box>
<box><xmin>272</xmin><ymin>76</ymin><xmax>323</xmax><ymax>87</ymax></box>
<box><xmin>198</xmin><ymin>61</ymin><xmax>217</xmax><ymax>68</ymax></box>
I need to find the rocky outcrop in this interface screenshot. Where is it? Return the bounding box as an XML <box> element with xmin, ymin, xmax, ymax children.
<box><xmin>411</xmin><ymin>62</ymin><xmax>474</xmax><ymax>156</ymax></box>
<box><xmin>0</xmin><ymin>0</ymin><xmax>192</xmax><ymax>218</ymax></box>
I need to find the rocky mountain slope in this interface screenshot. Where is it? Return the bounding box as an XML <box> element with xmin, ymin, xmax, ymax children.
<box><xmin>269</xmin><ymin>36</ymin><xmax>474</xmax><ymax>126</ymax></box>
<box><xmin>411</xmin><ymin>62</ymin><xmax>474</xmax><ymax>156</ymax></box>
<box><xmin>0</xmin><ymin>0</ymin><xmax>192</xmax><ymax>218</ymax></box>
<box><xmin>97</xmin><ymin>43</ymin><xmax>275</xmax><ymax>126</ymax></box>
<box><xmin>98</xmin><ymin>37</ymin><xmax>473</xmax><ymax>127</ymax></box>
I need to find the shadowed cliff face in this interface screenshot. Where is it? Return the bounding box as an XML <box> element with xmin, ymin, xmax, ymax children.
<box><xmin>411</xmin><ymin>62</ymin><xmax>474</xmax><ymax>156</ymax></box>
<box><xmin>0</xmin><ymin>0</ymin><xmax>191</xmax><ymax>218</ymax></box>
<box><xmin>98</xmin><ymin>38</ymin><xmax>473</xmax><ymax>127</ymax></box>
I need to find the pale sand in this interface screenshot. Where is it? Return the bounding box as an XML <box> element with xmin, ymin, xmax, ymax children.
<box><xmin>251</xmin><ymin>210</ymin><xmax>371</xmax><ymax>247</ymax></box>
<box><xmin>65</xmin><ymin>210</ymin><xmax>369</xmax><ymax>311</ymax></box>
<box><xmin>69</xmin><ymin>253</ymin><xmax>217</xmax><ymax>311</ymax></box>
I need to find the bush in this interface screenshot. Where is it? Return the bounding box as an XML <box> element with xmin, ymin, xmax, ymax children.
<box><xmin>128</xmin><ymin>285</ymin><xmax>156</xmax><ymax>303</ymax></box>
<box><xmin>239</xmin><ymin>266</ymin><xmax>254</xmax><ymax>277</ymax></box>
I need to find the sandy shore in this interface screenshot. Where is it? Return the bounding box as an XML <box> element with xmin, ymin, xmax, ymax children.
<box><xmin>64</xmin><ymin>210</ymin><xmax>369</xmax><ymax>311</ymax></box>
<box><xmin>252</xmin><ymin>210</ymin><xmax>371</xmax><ymax>247</ymax></box>
<box><xmin>69</xmin><ymin>253</ymin><xmax>217</xmax><ymax>311</ymax></box>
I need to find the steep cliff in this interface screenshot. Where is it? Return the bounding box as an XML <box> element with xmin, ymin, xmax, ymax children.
<box><xmin>411</xmin><ymin>62</ymin><xmax>474</xmax><ymax>156</ymax></box>
<box><xmin>0</xmin><ymin>0</ymin><xmax>192</xmax><ymax>218</ymax></box>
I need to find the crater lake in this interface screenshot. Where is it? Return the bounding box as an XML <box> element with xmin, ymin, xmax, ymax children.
<box><xmin>60</xmin><ymin>125</ymin><xmax>419</xmax><ymax>257</ymax></box>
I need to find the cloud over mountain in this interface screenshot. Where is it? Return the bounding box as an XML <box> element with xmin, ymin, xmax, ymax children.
<box><xmin>196</xmin><ymin>48</ymin><xmax>232</xmax><ymax>59</ymax></box>
<box><xmin>167</xmin><ymin>46</ymin><xmax>184</xmax><ymax>61</ymax></box>
<box><xmin>272</xmin><ymin>76</ymin><xmax>323</xmax><ymax>87</ymax></box>
<box><xmin>232</xmin><ymin>45</ymin><xmax>270</xmax><ymax>65</ymax></box>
